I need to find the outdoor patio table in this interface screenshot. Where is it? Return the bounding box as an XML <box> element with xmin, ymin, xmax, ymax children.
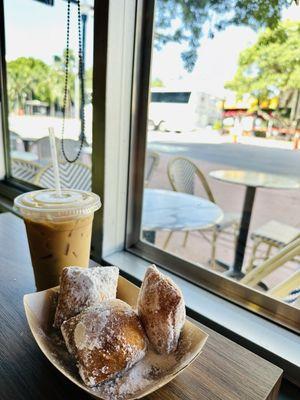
<box><xmin>0</xmin><ymin>212</ymin><xmax>283</xmax><ymax>400</ymax></box>
<box><xmin>209</xmin><ymin>169</ymin><xmax>300</xmax><ymax>279</ymax></box>
<box><xmin>142</xmin><ymin>188</ymin><xmax>223</xmax><ymax>243</ymax></box>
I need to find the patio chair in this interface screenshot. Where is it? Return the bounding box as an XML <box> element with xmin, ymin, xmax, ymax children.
<box><xmin>34</xmin><ymin>161</ymin><xmax>91</xmax><ymax>191</ymax></box>
<box><xmin>31</xmin><ymin>136</ymin><xmax>60</xmax><ymax>165</ymax></box>
<box><xmin>58</xmin><ymin>138</ymin><xmax>84</xmax><ymax>162</ymax></box>
<box><xmin>145</xmin><ymin>151</ymin><xmax>160</xmax><ymax>187</ymax></box>
<box><xmin>10</xmin><ymin>131</ymin><xmax>25</xmax><ymax>152</ymax></box>
<box><xmin>32</xmin><ymin>137</ymin><xmax>89</xmax><ymax>166</ymax></box>
<box><xmin>245</xmin><ymin>220</ymin><xmax>300</xmax><ymax>274</ymax></box>
<box><xmin>269</xmin><ymin>270</ymin><xmax>300</xmax><ymax>303</ymax></box>
<box><xmin>241</xmin><ymin>238</ymin><xmax>300</xmax><ymax>308</ymax></box>
<box><xmin>166</xmin><ymin>157</ymin><xmax>240</xmax><ymax>267</ymax></box>
<box><xmin>11</xmin><ymin>158</ymin><xmax>41</xmax><ymax>183</ymax></box>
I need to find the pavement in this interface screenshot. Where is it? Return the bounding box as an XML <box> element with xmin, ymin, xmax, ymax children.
<box><xmin>148</xmin><ymin>130</ymin><xmax>300</xmax><ymax>177</ymax></box>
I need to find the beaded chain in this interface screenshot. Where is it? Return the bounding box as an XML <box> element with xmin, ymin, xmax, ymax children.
<box><xmin>61</xmin><ymin>0</ymin><xmax>85</xmax><ymax>163</ymax></box>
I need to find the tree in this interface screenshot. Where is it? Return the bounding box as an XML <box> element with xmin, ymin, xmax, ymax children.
<box><xmin>225</xmin><ymin>21</ymin><xmax>300</xmax><ymax>126</ymax></box>
<box><xmin>226</xmin><ymin>21</ymin><xmax>300</xmax><ymax>100</ymax></box>
<box><xmin>6</xmin><ymin>50</ymin><xmax>76</xmax><ymax>116</ymax></box>
<box><xmin>151</xmin><ymin>77</ymin><xmax>164</xmax><ymax>87</ymax></box>
<box><xmin>7</xmin><ymin>57</ymin><xmax>51</xmax><ymax>111</ymax></box>
<box><xmin>154</xmin><ymin>0</ymin><xmax>291</xmax><ymax>71</ymax></box>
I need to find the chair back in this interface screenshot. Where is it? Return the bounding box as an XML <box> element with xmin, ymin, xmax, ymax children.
<box><xmin>10</xmin><ymin>132</ymin><xmax>25</xmax><ymax>152</ymax></box>
<box><xmin>241</xmin><ymin>237</ymin><xmax>300</xmax><ymax>287</ymax></box>
<box><xmin>58</xmin><ymin>139</ymin><xmax>82</xmax><ymax>162</ymax></box>
<box><xmin>11</xmin><ymin>158</ymin><xmax>41</xmax><ymax>183</ymax></box>
<box><xmin>167</xmin><ymin>157</ymin><xmax>215</xmax><ymax>202</ymax></box>
<box><xmin>31</xmin><ymin>136</ymin><xmax>60</xmax><ymax>165</ymax></box>
<box><xmin>34</xmin><ymin>161</ymin><xmax>91</xmax><ymax>191</ymax></box>
<box><xmin>32</xmin><ymin>137</ymin><xmax>88</xmax><ymax>165</ymax></box>
<box><xmin>145</xmin><ymin>151</ymin><xmax>160</xmax><ymax>186</ymax></box>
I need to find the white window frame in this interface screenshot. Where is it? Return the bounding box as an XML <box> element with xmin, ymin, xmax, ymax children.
<box><xmin>101</xmin><ymin>0</ymin><xmax>300</xmax><ymax>385</ymax></box>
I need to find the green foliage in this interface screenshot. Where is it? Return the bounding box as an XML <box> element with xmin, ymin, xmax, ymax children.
<box><xmin>225</xmin><ymin>21</ymin><xmax>300</xmax><ymax>100</ymax></box>
<box><xmin>7</xmin><ymin>50</ymin><xmax>77</xmax><ymax>114</ymax></box>
<box><xmin>155</xmin><ymin>0</ymin><xmax>290</xmax><ymax>71</ymax></box>
<box><xmin>151</xmin><ymin>77</ymin><xmax>164</xmax><ymax>87</ymax></box>
<box><xmin>7</xmin><ymin>57</ymin><xmax>50</xmax><ymax>110</ymax></box>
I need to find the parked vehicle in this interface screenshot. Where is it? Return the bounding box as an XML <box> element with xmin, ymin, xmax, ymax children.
<box><xmin>148</xmin><ymin>88</ymin><xmax>221</xmax><ymax>132</ymax></box>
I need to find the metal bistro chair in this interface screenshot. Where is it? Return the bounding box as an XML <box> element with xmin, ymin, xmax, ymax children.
<box><xmin>10</xmin><ymin>131</ymin><xmax>25</xmax><ymax>152</ymax></box>
<box><xmin>145</xmin><ymin>151</ymin><xmax>160</xmax><ymax>187</ymax></box>
<box><xmin>245</xmin><ymin>220</ymin><xmax>300</xmax><ymax>273</ymax></box>
<box><xmin>241</xmin><ymin>238</ymin><xmax>300</xmax><ymax>308</ymax></box>
<box><xmin>31</xmin><ymin>136</ymin><xmax>60</xmax><ymax>165</ymax></box>
<box><xmin>58</xmin><ymin>138</ymin><xmax>87</xmax><ymax>163</ymax></box>
<box><xmin>166</xmin><ymin>157</ymin><xmax>240</xmax><ymax>268</ymax></box>
<box><xmin>34</xmin><ymin>161</ymin><xmax>91</xmax><ymax>191</ymax></box>
<box><xmin>32</xmin><ymin>137</ymin><xmax>89</xmax><ymax>166</ymax></box>
<box><xmin>11</xmin><ymin>158</ymin><xmax>41</xmax><ymax>183</ymax></box>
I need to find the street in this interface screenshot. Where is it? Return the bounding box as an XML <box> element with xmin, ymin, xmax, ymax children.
<box><xmin>149</xmin><ymin>140</ymin><xmax>300</xmax><ymax>177</ymax></box>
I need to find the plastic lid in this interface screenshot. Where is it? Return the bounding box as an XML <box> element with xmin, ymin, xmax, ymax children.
<box><xmin>14</xmin><ymin>189</ymin><xmax>101</xmax><ymax>220</ymax></box>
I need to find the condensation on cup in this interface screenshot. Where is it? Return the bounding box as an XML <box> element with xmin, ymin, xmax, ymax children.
<box><xmin>14</xmin><ymin>189</ymin><xmax>101</xmax><ymax>291</ymax></box>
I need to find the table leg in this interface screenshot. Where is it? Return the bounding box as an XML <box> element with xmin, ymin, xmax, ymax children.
<box><xmin>23</xmin><ymin>140</ymin><xmax>31</xmax><ymax>152</ymax></box>
<box><xmin>143</xmin><ymin>230</ymin><xmax>156</xmax><ymax>244</ymax></box>
<box><xmin>225</xmin><ymin>186</ymin><xmax>256</xmax><ymax>279</ymax></box>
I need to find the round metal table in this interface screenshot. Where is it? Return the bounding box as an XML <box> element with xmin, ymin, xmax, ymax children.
<box><xmin>142</xmin><ymin>188</ymin><xmax>223</xmax><ymax>243</ymax></box>
<box><xmin>210</xmin><ymin>169</ymin><xmax>300</xmax><ymax>278</ymax></box>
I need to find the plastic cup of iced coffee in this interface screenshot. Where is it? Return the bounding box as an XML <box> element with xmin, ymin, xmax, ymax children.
<box><xmin>14</xmin><ymin>189</ymin><xmax>101</xmax><ymax>291</ymax></box>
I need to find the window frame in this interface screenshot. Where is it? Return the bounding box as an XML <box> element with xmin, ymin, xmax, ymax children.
<box><xmin>125</xmin><ymin>0</ymin><xmax>300</xmax><ymax>333</ymax></box>
<box><xmin>0</xmin><ymin>0</ymin><xmax>108</xmax><ymax>260</ymax></box>
<box><xmin>0</xmin><ymin>0</ymin><xmax>299</xmax><ymax>383</ymax></box>
<box><xmin>0</xmin><ymin>0</ymin><xmax>299</xmax><ymax>333</ymax></box>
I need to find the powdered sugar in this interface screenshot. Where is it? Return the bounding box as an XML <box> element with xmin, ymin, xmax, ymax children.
<box><xmin>54</xmin><ymin>266</ymin><xmax>119</xmax><ymax>328</ymax></box>
<box><xmin>91</xmin><ymin>344</ymin><xmax>187</xmax><ymax>400</ymax></box>
<box><xmin>137</xmin><ymin>265</ymin><xmax>186</xmax><ymax>354</ymax></box>
<box><xmin>61</xmin><ymin>300</ymin><xmax>147</xmax><ymax>387</ymax></box>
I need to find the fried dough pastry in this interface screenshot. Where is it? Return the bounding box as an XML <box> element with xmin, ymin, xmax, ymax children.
<box><xmin>137</xmin><ymin>265</ymin><xmax>185</xmax><ymax>354</ymax></box>
<box><xmin>54</xmin><ymin>266</ymin><xmax>119</xmax><ymax>328</ymax></box>
<box><xmin>61</xmin><ymin>299</ymin><xmax>147</xmax><ymax>386</ymax></box>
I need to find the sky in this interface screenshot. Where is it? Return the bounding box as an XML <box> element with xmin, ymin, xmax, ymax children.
<box><xmin>4</xmin><ymin>0</ymin><xmax>94</xmax><ymax>67</ymax></box>
<box><xmin>3</xmin><ymin>0</ymin><xmax>300</xmax><ymax>99</ymax></box>
<box><xmin>151</xmin><ymin>3</ymin><xmax>300</xmax><ymax>98</ymax></box>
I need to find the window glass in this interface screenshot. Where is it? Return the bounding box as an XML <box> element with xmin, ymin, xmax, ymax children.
<box><xmin>3</xmin><ymin>0</ymin><xmax>94</xmax><ymax>190</ymax></box>
<box><xmin>142</xmin><ymin>0</ymin><xmax>300</xmax><ymax>309</ymax></box>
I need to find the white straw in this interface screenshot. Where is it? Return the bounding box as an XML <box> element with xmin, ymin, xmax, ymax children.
<box><xmin>48</xmin><ymin>127</ymin><xmax>62</xmax><ymax>197</ymax></box>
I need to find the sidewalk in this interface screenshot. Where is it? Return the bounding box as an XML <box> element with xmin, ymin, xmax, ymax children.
<box><xmin>148</xmin><ymin>129</ymin><xmax>295</xmax><ymax>150</ymax></box>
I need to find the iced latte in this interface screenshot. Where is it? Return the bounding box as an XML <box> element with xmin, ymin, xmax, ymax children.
<box><xmin>14</xmin><ymin>189</ymin><xmax>101</xmax><ymax>291</ymax></box>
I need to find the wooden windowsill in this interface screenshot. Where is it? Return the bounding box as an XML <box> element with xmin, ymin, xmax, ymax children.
<box><xmin>0</xmin><ymin>212</ymin><xmax>283</xmax><ymax>400</ymax></box>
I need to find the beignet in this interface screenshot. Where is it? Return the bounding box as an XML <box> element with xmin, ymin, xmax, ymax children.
<box><xmin>61</xmin><ymin>299</ymin><xmax>147</xmax><ymax>386</ymax></box>
<box><xmin>137</xmin><ymin>265</ymin><xmax>185</xmax><ymax>354</ymax></box>
<box><xmin>54</xmin><ymin>266</ymin><xmax>119</xmax><ymax>328</ymax></box>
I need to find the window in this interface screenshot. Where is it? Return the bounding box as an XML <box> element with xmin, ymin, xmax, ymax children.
<box><xmin>127</xmin><ymin>0</ymin><xmax>300</xmax><ymax>331</ymax></box>
<box><xmin>0</xmin><ymin>0</ymin><xmax>299</xmax><ymax>333</ymax></box>
<box><xmin>1</xmin><ymin>0</ymin><xmax>94</xmax><ymax>191</ymax></box>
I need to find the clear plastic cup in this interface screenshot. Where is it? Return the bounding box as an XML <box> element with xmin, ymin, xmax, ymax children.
<box><xmin>14</xmin><ymin>189</ymin><xmax>101</xmax><ymax>291</ymax></box>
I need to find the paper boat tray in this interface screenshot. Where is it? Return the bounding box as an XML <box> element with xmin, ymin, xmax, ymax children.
<box><xmin>23</xmin><ymin>276</ymin><xmax>208</xmax><ymax>399</ymax></box>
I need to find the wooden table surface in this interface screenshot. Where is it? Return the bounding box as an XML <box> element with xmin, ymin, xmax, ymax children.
<box><xmin>0</xmin><ymin>212</ymin><xmax>283</xmax><ymax>400</ymax></box>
